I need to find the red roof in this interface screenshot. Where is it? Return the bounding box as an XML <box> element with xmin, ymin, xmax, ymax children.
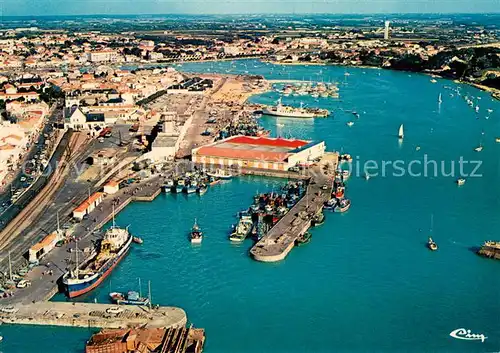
<box><xmin>226</xmin><ymin>136</ymin><xmax>308</xmax><ymax>148</ymax></box>
<box><xmin>74</xmin><ymin>192</ymin><xmax>104</xmax><ymax>213</ymax></box>
<box><xmin>196</xmin><ymin>146</ymin><xmax>288</xmax><ymax>162</ymax></box>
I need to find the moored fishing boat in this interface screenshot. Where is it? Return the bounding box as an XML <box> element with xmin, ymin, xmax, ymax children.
<box><xmin>323</xmin><ymin>198</ymin><xmax>337</xmax><ymax>210</ymax></box>
<box><xmin>312</xmin><ymin>212</ymin><xmax>325</xmax><ymax>226</ymax></box>
<box><xmin>162</xmin><ymin>179</ymin><xmax>174</xmax><ymax>193</ymax></box>
<box><xmin>175</xmin><ymin>180</ymin><xmax>185</xmax><ymax>193</ymax></box>
<box><xmin>333</xmin><ymin>198</ymin><xmax>351</xmax><ymax>213</ymax></box>
<box><xmin>109</xmin><ymin>290</ymin><xmax>150</xmax><ymax>306</ymax></box>
<box><xmin>295</xmin><ymin>232</ymin><xmax>312</xmax><ymax>246</ymax></box>
<box><xmin>209</xmin><ymin>177</ymin><xmax>221</xmax><ymax>186</ymax></box>
<box><xmin>229</xmin><ymin>212</ymin><xmax>253</xmax><ymax>242</ymax></box>
<box><xmin>207</xmin><ymin>169</ymin><xmax>233</xmax><ymax>180</ymax></box>
<box><xmin>185</xmin><ymin>184</ymin><xmax>198</xmax><ymax>194</ymax></box>
<box><xmin>62</xmin><ymin>217</ymin><xmax>132</xmax><ymax>298</ymax></box>
<box><xmin>197</xmin><ymin>184</ymin><xmax>208</xmax><ymax>195</ymax></box>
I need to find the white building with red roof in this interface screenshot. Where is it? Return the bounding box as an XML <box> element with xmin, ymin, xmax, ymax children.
<box><xmin>192</xmin><ymin>135</ymin><xmax>325</xmax><ymax>171</ymax></box>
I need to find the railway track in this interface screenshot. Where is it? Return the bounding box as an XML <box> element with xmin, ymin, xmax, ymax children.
<box><xmin>0</xmin><ymin>132</ymin><xmax>90</xmax><ymax>273</ymax></box>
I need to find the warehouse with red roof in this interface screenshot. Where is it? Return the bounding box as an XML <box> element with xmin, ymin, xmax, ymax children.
<box><xmin>192</xmin><ymin>135</ymin><xmax>325</xmax><ymax>171</ymax></box>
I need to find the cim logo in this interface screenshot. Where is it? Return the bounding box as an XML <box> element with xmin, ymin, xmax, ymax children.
<box><xmin>450</xmin><ymin>328</ymin><xmax>487</xmax><ymax>343</ymax></box>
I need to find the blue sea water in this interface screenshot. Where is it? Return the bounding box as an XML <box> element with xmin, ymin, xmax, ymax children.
<box><xmin>2</xmin><ymin>60</ymin><xmax>500</xmax><ymax>353</ymax></box>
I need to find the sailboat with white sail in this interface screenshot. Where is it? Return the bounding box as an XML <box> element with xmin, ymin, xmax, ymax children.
<box><xmin>398</xmin><ymin>124</ymin><xmax>404</xmax><ymax>139</ymax></box>
<box><xmin>475</xmin><ymin>132</ymin><xmax>484</xmax><ymax>152</ymax></box>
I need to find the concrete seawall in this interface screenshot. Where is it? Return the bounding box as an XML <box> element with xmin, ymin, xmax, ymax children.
<box><xmin>0</xmin><ymin>302</ymin><xmax>187</xmax><ymax>329</ymax></box>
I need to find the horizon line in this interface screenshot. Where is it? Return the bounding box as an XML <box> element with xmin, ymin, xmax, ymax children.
<box><xmin>2</xmin><ymin>12</ymin><xmax>500</xmax><ymax>19</ymax></box>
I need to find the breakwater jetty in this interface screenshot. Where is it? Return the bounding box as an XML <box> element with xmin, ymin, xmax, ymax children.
<box><xmin>0</xmin><ymin>302</ymin><xmax>187</xmax><ymax>329</ymax></box>
<box><xmin>250</xmin><ymin>153</ymin><xmax>338</xmax><ymax>262</ymax></box>
<box><xmin>249</xmin><ymin>180</ymin><xmax>331</xmax><ymax>262</ymax></box>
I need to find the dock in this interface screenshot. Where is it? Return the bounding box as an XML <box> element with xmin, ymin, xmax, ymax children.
<box><xmin>0</xmin><ymin>301</ymin><xmax>187</xmax><ymax>329</ymax></box>
<box><xmin>250</xmin><ymin>153</ymin><xmax>338</xmax><ymax>262</ymax></box>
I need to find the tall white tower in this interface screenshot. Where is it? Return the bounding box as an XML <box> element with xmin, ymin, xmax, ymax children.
<box><xmin>384</xmin><ymin>21</ymin><xmax>391</xmax><ymax>40</ymax></box>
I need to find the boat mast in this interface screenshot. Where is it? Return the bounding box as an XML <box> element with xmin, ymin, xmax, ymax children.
<box><xmin>75</xmin><ymin>239</ymin><xmax>79</xmax><ymax>278</ymax></box>
<box><xmin>8</xmin><ymin>251</ymin><xmax>12</xmax><ymax>280</ymax></box>
<box><xmin>148</xmin><ymin>280</ymin><xmax>152</xmax><ymax>309</ymax></box>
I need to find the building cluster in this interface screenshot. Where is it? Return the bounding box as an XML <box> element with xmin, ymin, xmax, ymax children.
<box><xmin>0</xmin><ymin>74</ymin><xmax>50</xmax><ymax>185</ymax></box>
<box><xmin>85</xmin><ymin>327</ymin><xmax>205</xmax><ymax>353</ymax></box>
<box><xmin>61</xmin><ymin>67</ymin><xmax>183</xmax><ymax>133</ymax></box>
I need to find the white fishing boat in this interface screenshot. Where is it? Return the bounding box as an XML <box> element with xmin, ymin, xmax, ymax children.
<box><xmin>430</xmin><ymin>79</ymin><xmax>437</xmax><ymax>83</ymax></box>
<box><xmin>457</xmin><ymin>178</ymin><xmax>466</xmax><ymax>186</ymax></box>
<box><xmin>495</xmin><ymin>137</ymin><xmax>500</xmax><ymax>143</ymax></box>
<box><xmin>398</xmin><ymin>124</ymin><xmax>404</xmax><ymax>139</ymax></box>
<box><xmin>206</xmin><ymin>169</ymin><xmax>233</xmax><ymax>180</ymax></box>
<box><xmin>346</xmin><ymin>121</ymin><xmax>354</xmax><ymax>127</ymax></box>
<box><xmin>262</xmin><ymin>97</ymin><xmax>329</xmax><ymax>118</ymax></box>
<box><xmin>190</xmin><ymin>219</ymin><xmax>203</xmax><ymax>244</ymax></box>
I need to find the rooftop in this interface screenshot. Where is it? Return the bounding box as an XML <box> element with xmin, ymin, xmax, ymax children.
<box><xmin>74</xmin><ymin>192</ymin><xmax>104</xmax><ymax>213</ymax></box>
<box><xmin>194</xmin><ymin>135</ymin><xmax>314</xmax><ymax>162</ymax></box>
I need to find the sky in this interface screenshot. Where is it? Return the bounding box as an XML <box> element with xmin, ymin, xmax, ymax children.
<box><xmin>1</xmin><ymin>0</ymin><xmax>499</xmax><ymax>17</ymax></box>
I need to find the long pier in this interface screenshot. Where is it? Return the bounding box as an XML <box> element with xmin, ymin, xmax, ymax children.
<box><xmin>250</xmin><ymin>153</ymin><xmax>338</xmax><ymax>262</ymax></box>
<box><xmin>0</xmin><ymin>302</ymin><xmax>187</xmax><ymax>329</ymax></box>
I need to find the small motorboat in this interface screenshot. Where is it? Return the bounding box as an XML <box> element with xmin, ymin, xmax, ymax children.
<box><xmin>191</xmin><ymin>219</ymin><xmax>203</xmax><ymax>244</ymax></box>
<box><xmin>185</xmin><ymin>184</ymin><xmax>197</xmax><ymax>194</ymax></box>
<box><xmin>207</xmin><ymin>169</ymin><xmax>233</xmax><ymax>180</ymax></box>
<box><xmin>209</xmin><ymin>177</ymin><xmax>220</xmax><ymax>186</ymax></box>
<box><xmin>427</xmin><ymin>237</ymin><xmax>438</xmax><ymax>251</ymax></box>
<box><xmin>456</xmin><ymin>178</ymin><xmax>466</xmax><ymax>186</ymax></box>
<box><xmin>334</xmin><ymin>199</ymin><xmax>351</xmax><ymax>213</ymax></box>
<box><xmin>346</xmin><ymin>121</ymin><xmax>354</xmax><ymax>127</ymax></box>
<box><xmin>295</xmin><ymin>232</ymin><xmax>312</xmax><ymax>246</ymax></box>
<box><xmin>109</xmin><ymin>290</ymin><xmax>149</xmax><ymax>306</ymax></box>
<box><xmin>197</xmin><ymin>185</ymin><xmax>208</xmax><ymax>196</ymax></box>
<box><xmin>474</xmin><ymin>145</ymin><xmax>483</xmax><ymax>152</ymax></box>
<box><xmin>133</xmin><ymin>236</ymin><xmax>143</xmax><ymax>244</ymax></box>
<box><xmin>495</xmin><ymin>137</ymin><xmax>500</xmax><ymax>143</ymax></box>
<box><xmin>323</xmin><ymin>198</ymin><xmax>337</xmax><ymax>210</ymax></box>
<box><xmin>175</xmin><ymin>180</ymin><xmax>185</xmax><ymax>193</ymax></box>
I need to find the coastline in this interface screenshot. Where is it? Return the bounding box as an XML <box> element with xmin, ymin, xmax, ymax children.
<box><xmin>267</xmin><ymin>59</ymin><xmax>499</xmax><ymax>100</ymax></box>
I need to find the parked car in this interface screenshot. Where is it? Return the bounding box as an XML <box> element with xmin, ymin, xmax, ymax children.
<box><xmin>106</xmin><ymin>306</ymin><xmax>124</xmax><ymax>314</ymax></box>
<box><xmin>16</xmin><ymin>280</ymin><xmax>31</xmax><ymax>288</ymax></box>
